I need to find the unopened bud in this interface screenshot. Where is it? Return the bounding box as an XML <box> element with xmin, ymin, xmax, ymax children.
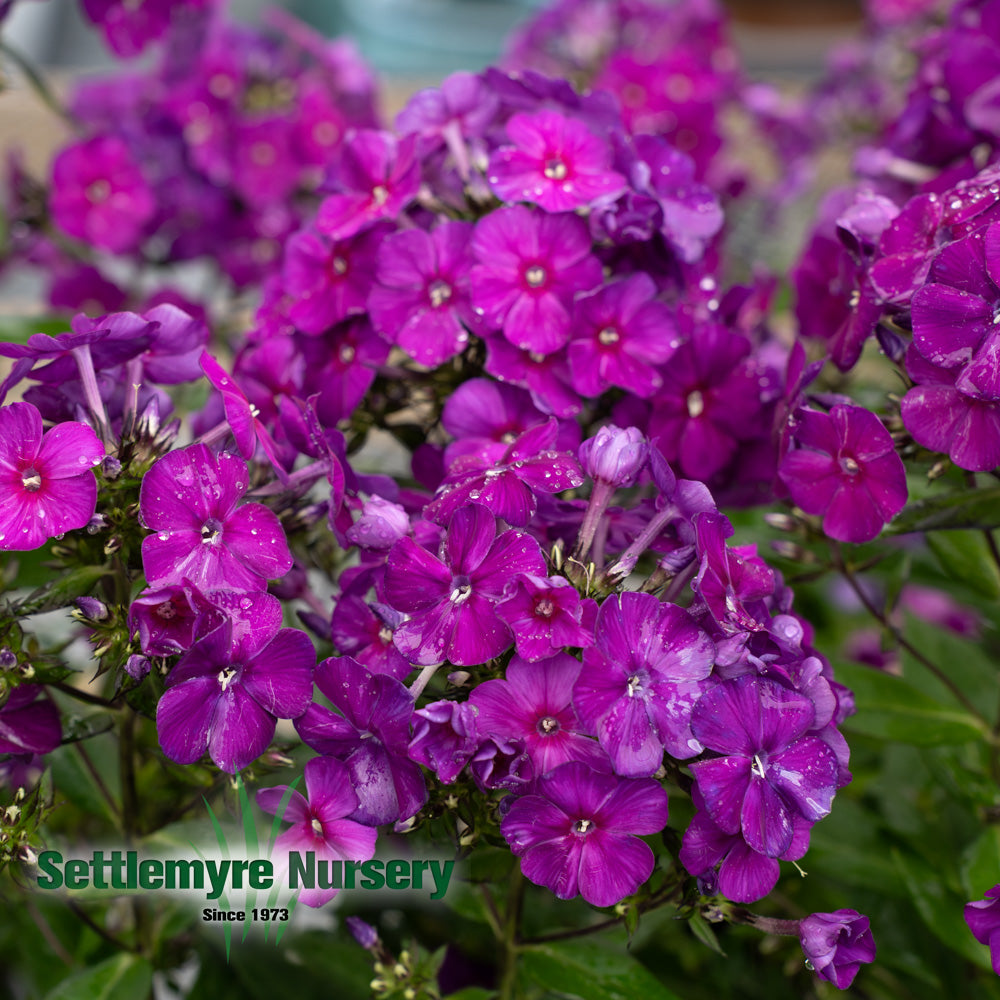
<box><xmin>101</xmin><ymin>456</ymin><xmax>122</xmax><ymax>480</ymax></box>
<box><xmin>763</xmin><ymin>512</ymin><xmax>799</xmax><ymax>532</ymax></box>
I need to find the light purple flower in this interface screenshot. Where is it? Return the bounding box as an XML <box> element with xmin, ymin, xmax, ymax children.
<box><xmin>574</xmin><ymin>591</ymin><xmax>715</xmax><ymax>776</ymax></box>
<box><xmin>470</xmin><ymin>206</ymin><xmax>602</xmax><ymax>354</ymax></box>
<box><xmin>689</xmin><ymin>675</ymin><xmax>839</xmax><ymax>858</ymax></box>
<box><xmin>965</xmin><ymin>884</ymin><xmax>1000</xmax><ymax>976</ymax></box>
<box><xmin>800</xmin><ymin>910</ymin><xmax>877</xmax><ymax>989</ymax></box>
<box><xmin>487</xmin><ymin>109</ymin><xmax>625</xmax><ymax>213</ymax></box>
<box><xmin>295</xmin><ymin>656</ymin><xmax>426</xmax><ymax>825</ymax></box>
<box><xmin>471</xmin><ymin>653</ymin><xmax>606</xmax><ymax>774</ymax></box>
<box><xmin>156</xmin><ymin>617</ymin><xmax>315</xmax><ymax>774</ymax></box>
<box><xmin>385</xmin><ymin>504</ymin><xmax>546</xmax><ymax>666</ymax></box>
<box><xmin>0</xmin><ymin>403</ymin><xmax>104</xmax><ymax>551</ymax></box>
<box><xmin>257</xmin><ymin>756</ymin><xmax>378</xmax><ymax>907</ymax></box>
<box><xmin>139</xmin><ymin>444</ymin><xmax>292</xmax><ymax>591</ymax></box>
<box><xmin>779</xmin><ymin>405</ymin><xmax>907</xmax><ymax>544</ymax></box>
<box><xmin>579</xmin><ymin>424</ymin><xmax>648</xmax><ymax>488</ymax></box>
<box><xmin>49</xmin><ymin>135</ymin><xmax>156</xmax><ymax>254</ymax></box>
<box><xmin>500</xmin><ymin>760</ymin><xmax>669</xmax><ymax>907</ymax></box>
<box><xmin>408</xmin><ymin>700</ymin><xmax>479</xmax><ymax>784</ymax></box>
<box><xmin>369</xmin><ymin>222</ymin><xmax>478</xmax><ymax>367</ymax></box>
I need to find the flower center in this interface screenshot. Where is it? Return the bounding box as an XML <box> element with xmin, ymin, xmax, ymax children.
<box><xmin>686</xmin><ymin>390</ymin><xmax>705</xmax><ymax>419</ymax></box>
<box><xmin>534</xmin><ymin>597</ymin><xmax>555</xmax><ymax>619</ymax></box>
<box><xmin>155</xmin><ymin>600</ymin><xmax>178</xmax><ymax>621</ymax></box>
<box><xmin>543</xmin><ymin>159</ymin><xmax>568</xmax><ymax>181</ymax></box>
<box><xmin>840</xmin><ymin>456</ymin><xmax>860</xmax><ymax>476</ymax></box>
<box><xmin>331</xmin><ymin>255</ymin><xmax>348</xmax><ymax>276</ymax></box>
<box><xmin>217</xmin><ymin>667</ymin><xmax>237</xmax><ymax>691</ymax></box>
<box><xmin>524</xmin><ymin>265</ymin><xmax>547</xmax><ymax>288</ymax></box>
<box><xmin>626</xmin><ymin>673</ymin><xmax>643</xmax><ymax>697</ymax></box>
<box><xmin>86</xmin><ymin>180</ymin><xmax>112</xmax><ymax>204</ymax></box>
<box><xmin>340</xmin><ymin>344</ymin><xmax>356</xmax><ymax>363</ymax></box>
<box><xmin>573</xmin><ymin>818</ymin><xmax>593</xmax><ymax>835</ymax></box>
<box><xmin>537</xmin><ymin>715</ymin><xmax>560</xmax><ymax>735</ymax></box>
<box><xmin>429</xmin><ymin>280</ymin><xmax>452</xmax><ymax>308</ymax></box>
<box><xmin>201</xmin><ymin>518</ymin><xmax>224</xmax><ymax>545</ymax></box>
<box><xmin>311</xmin><ymin>816</ymin><xmax>324</xmax><ymax>836</ymax></box>
<box><xmin>378</xmin><ymin>624</ymin><xmax>393</xmax><ymax>644</ymax></box>
<box><xmin>250</xmin><ymin>141</ymin><xmax>276</xmax><ymax>166</ymax></box>
<box><xmin>751</xmin><ymin>753</ymin><xmax>766</xmax><ymax>778</ymax></box>
<box><xmin>449</xmin><ymin>575</ymin><xmax>473</xmax><ymax>605</ymax></box>
<box><xmin>371</xmin><ymin>185</ymin><xmax>389</xmax><ymax>206</ymax></box>
<box><xmin>848</xmin><ymin>289</ymin><xmax>861</xmax><ymax>308</ymax></box>
<box><xmin>598</xmin><ymin>327</ymin><xmax>620</xmax><ymax>345</ymax></box>
<box><xmin>20</xmin><ymin>468</ymin><xmax>42</xmax><ymax>492</ymax></box>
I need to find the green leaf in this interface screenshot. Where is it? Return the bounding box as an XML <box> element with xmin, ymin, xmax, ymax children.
<box><xmin>961</xmin><ymin>827</ymin><xmax>1000</xmax><ymax>900</ymax></box>
<box><xmin>8</xmin><ymin>565</ymin><xmax>112</xmax><ymax>617</ymax></box>
<box><xmin>893</xmin><ymin>848</ymin><xmax>993</xmax><ymax>970</ymax></box>
<box><xmin>0</xmin><ymin>315</ymin><xmax>71</xmax><ymax>346</ymax></box>
<box><xmin>519</xmin><ymin>940</ymin><xmax>682</xmax><ymax>1000</ymax></box>
<box><xmin>687</xmin><ymin>911</ymin><xmax>725</xmax><ymax>956</ymax></box>
<box><xmin>927</xmin><ymin>531</ymin><xmax>1000</xmax><ymax>600</ymax></box>
<box><xmin>888</xmin><ymin>487</ymin><xmax>1000</xmax><ymax>533</ymax></box>
<box><xmin>834</xmin><ymin>662</ymin><xmax>986</xmax><ymax>746</ymax></box>
<box><xmin>43</xmin><ymin>954</ymin><xmax>153</xmax><ymax>1000</ymax></box>
<box><xmin>443</xmin><ymin>990</ymin><xmax>495</xmax><ymax>1000</ymax></box>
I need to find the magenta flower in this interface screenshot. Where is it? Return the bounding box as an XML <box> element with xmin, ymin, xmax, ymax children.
<box><xmin>574</xmin><ymin>592</ymin><xmax>715</xmax><ymax>776</ymax></box>
<box><xmin>408</xmin><ymin>700</ymin><xmax>480</xmax><ymax>784</ymax></box>
<box><xmin>0</xmin><ymin>686</ymin><xmax>61</xmax><ymax>756</ymax></box>
<box><xmin>568</xmin><ymin>275</ymin><xmax>678</xmax><ymax>398</ymax></box>
<box><xmin>316</xmin><ymin>130</ymin><xmax>420</xmax><ymax>241</ymax></box>
<box><xmin>330</xmin><ymin>596</ymin><xmax>412</xmax><ymax>680</ymax></box>
<box><xmin>139</xmin><ymin>444</ymin><xmax>292</xmax><ymax>591</ymax></box>
<box><xmin>81</xmin><ymin>0</ymin><xmax>212</xmax><ymax>57</ymax></box>
<box><xmin>800</xmin><ymin>910</ymin><xmax>877</xmax><ymax>989</ymax></box>
<box><xmin>369</xmin><ymin>221</ymin><xmax>477</xmax><ymax>366</ymax></box>
<box><xmin>0</xmin><ymin>403</ymin><xmax>104</xmax><ymax>551</ymax></box>
<box><xmin>965</xmin><ymin>884</ymin><xmax>1000</xmax><ymax>976</ymax></box>
<box><xmin>779</xmin><ymin>405</ymin><xmax>907</xmax><ymax>544</ymax></box>
<box><xmin>470</xmin><ymin>654</ymin><xmax>606</xmax><ymax>774</ymax></box>
<box><xmin>487</xmin><ymin>109</ymin><xmax>625</xmax><ymax>213</ymax></box>
<box><xmin>494</xmin><ymin>574</ymin><xmax>596</xmax><ymax>662</ymax></box>
<box><xmin>500</xmin><ymin>761</ymin><xmax>669</xmax><ymax>907</ymax></box>
<box><xmin>426</xmin><ymin>418</ymin><xmax>584</xmax><ymax>527</ymax></box>
<box><xmin>49</xmin><ymin>135</ymin><xmax>156</xmax><ymax>254</ymax></box>
<box><xmin>384</xmin><ymin>504</ymin><xmax>546</xmax><ymax>666</ymax></box>
<box><xmin>128</xmin><ymin>583</ymin><xmax>220</xmax><ymax>657</ymax></box>
<box><xmin>689</xmin><ymin>675</ymin><xmax>840</xmax><ymax>858</ymax></box>
<box><xmin>295</xmin><ymin>656</ymin><xmax>426</xmax><ymax>825</ymax></box>
<box><xmin>470</xmin><ymin>206</ymin><xmax>602</xmax><ymax>354</ymax></box>
<box><xmin>257</xmin><ymin>756</ymin><xmax>377</xmax><ymax>907</ymax></box>
<box><xmin>156</xmin><ymin>617</ymin><xmax>315</xmax><ymax>774</ymax></box>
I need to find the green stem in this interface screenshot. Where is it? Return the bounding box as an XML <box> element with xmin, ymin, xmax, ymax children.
<box><xmin>73</xmin><ymin>742</ymin><xmax>122</xmax><ymax>825</ymax></box>
<box><xmin>0</xmin><ymin>37</ymin><xmax>73</xmax><ymax>125</ymax></box>
<box><xmin>499</xmin><ymin>868</ymin><xmax>525</xmax><ymax>1000</ymax></box>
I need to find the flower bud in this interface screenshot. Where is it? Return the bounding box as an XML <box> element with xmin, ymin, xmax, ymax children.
<box><xmin>579</xmin><ymin>425</ymin><xmax>648</xmax><ymax>488</ymax></box>
<box><xmin>74</xmin><ymin>597</ymin><xmax>109</xmax><ymax>621</ymax></box>
<box><xmin>345</xmin><ymin>496</ymin><xmax>410</xmax><ymax>551</ymax></box>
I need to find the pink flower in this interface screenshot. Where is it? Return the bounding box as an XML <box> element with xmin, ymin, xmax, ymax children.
<box><xmin>0</xmin><ymin>403</ymin><xmax>104</xmax><ymax>551</ymax></box>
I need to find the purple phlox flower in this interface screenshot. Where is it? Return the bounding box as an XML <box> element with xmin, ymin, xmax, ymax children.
<box><xmin>156</xmin><ymin>615</ymin><xmax>314</xmax><ymax>773</ymax></box>
<box><xmin>257</xmin><ymin>756</ymin><xmax>377</xmax><ymax>907</ymax></box>
<box><xmin>426</xmin><ymin>418</ymin><xmax>583</xmax><ymax>527</ymax></box>
<box><xmin>647</xmin><ymin>318</ymin><xmax>769</xmax><ymax>483</ymax></box>
<box><xmin>580</xmin><ymin>424</ymin><xmax>648</xmax><ymax>488</ymax></box>
<box><xmin>901</xmin><ymin>342</ymin><xmax>1000</xmax><ymax>471</ymax></box>
<box><xmin>500</xmin><ymin>760</ymin><xmax>669</xmax><ymax>907</ymax></box>
<box><xmin>441</xmin><ymin>377</ymin><xmax>566</xmax><ymax>468</ymax></box>
<box><xmin>49</xmin><ymin>135</ymin><xmax>155</xmax><ymax>254</ymax></box>
<box><xmin>81</xmin><ymin>0</ymin><xmax>213</xmax><ymax>57</ymax></box>
<box><xmin>408</xmin><ymin>699</ymin><xmax>479</xmax><ymax>784</ymax></box>
<box><xmin>295</xmin><ymin>656</ymin><xmax>426</xmax><ymax>825</ymax></box>
<box><xmin>691</xmin><ymin>512</ymin><xmax>775</xmax><ymax>635</ymax></box>
<box><xmin>316</xmin><ymin>130</ymin><xmax>420</xmax><ymax>241</ymax></box>
<box><xmin>689</xmin><ymin>674</ymin><xmax>840</xmax><ymax>858</ymax></box>
<box><xmin>292</xmin><ymin>78</ymin><xmax>349</xmax><ymax>168</ymax></box>
<box><xmin>0</xmin><ymin>403</ymin><xmax>104</xmax><ymax>551</ymax></box>
<box><xmin>283</xmin><ymin>223</ymin><xmax>387</xmax><ymax>335</ymax></box>
<box><xmin>0</xmin><ymin>686</ymin><xmax>61</xmax><ymax>755</ymax></box>
<box><xmin>899</xmin><ymin>584</ymin><xmax>981</xmax><ymax>638</ymax></box>
<box><xmin>385</xmin><ymin>504</ymin><xmax>546</xmax><ymax>666</ymax></box>
<box><xmin>574</xmin><ymin>591</ymin><xmax>715</xmax><ymax>776</ymax></box>
<box><xmin>345</xmin><ymin>496</ymin><xmax>410</xmax><ymax>552</ymax></box>
<box><xmin>910</xmin><ymin>225</ymin><xmax>1000</xmax><ymax>399</ymax></box>
<box><xmin>471</xmin><ymin>653</ymin><xmax>606</xmax><ymax>774</ymax></box>
<box><xmin>800</xmin><ymin>910</ymin><xmax>877</xmax><ymax>989</ymax></box>
<box><xmin>679</xmin><ymin>785</ymin><xmax>810</xmax><ymax>904</ymax></box>
<box><xmin>345</xmin><ymin>915</ymin><xmax>379</xmax><ymax>950</ymax></box>
<box><xmin>568</xmin><ymin>274</ymin><xmax>678</xmax><ymax>398</ymax></box>
<box><xmin>487</xmin><ymin>108</ymin><xmax>626</xmax><ymax>213</ymax></box>
<box><xmin>369</xmin><ymin>221</ymin><xmax>479</xmax><ymax>368</ymax></box>
<box><xmin>230</xmin><ymin>117</ymin><xmax>300</xmax><ymax>210</ymax></box>
<box><xmin>470</xmin><ymin>735</ymin><xmax>534</xmax><ymax>794</ymax></box>
<box><xmin>470</xmin><ymin>205</ymin><xmax>602</xmax><ymax>354</ymax></box>
<box><xmin>483</xmin><ymin>333</ymin><xmax>581</xmax><ymax>418</ymax></box>
<box><xmin>495</xmin><ymin>574</ymin><xmax>596</xmax><ymax>662</ymax></box>
<box><xmin>867</xmin><ymin>192</ymin><xmax>943</xmax><ymax>305</ymax></box>
<box><xmin>623</xmin><ymin>134</ymin><xmax>723</xmax><ymax>263</ymax></box>
<box><xmin>965</xmin><ymin>884</ymin><xmax>1000</xmax><ymax>976</ymax></box>
<box><xmin>48</xmin><ymin>261</ymin><xmax>127</xmax><ymax>316</ymax></box>
<box><xmin>779</xmin><ymin>404</ymin><xmax>907</xmax><ymax>544</ymax></box>
<box><xmin>139</xmin><ymin>444</ymin><xmax>292</xmax><ymax>591</ymax></box>
<box><xmin>128</xmin><ymin>581</ymin><xmax>224</xmax><ymax>657</ymax></box>
<box><xmin>140</xmin><ymin>303</ymin><xmax>210</xmax><ymax>384</ymax></box>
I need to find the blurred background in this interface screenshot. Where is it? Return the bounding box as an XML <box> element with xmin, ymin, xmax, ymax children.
<box><xmin>4</xmin><ymin>0</ymin><xmax>863</xmax><ymax>79</ymax></box>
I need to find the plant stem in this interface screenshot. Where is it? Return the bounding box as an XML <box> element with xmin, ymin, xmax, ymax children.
<box><xmin>498</xmin><ymin>867</ymin><xmax>525</xmax><ymax>1000</ymax></box>
<box><xmin>0</xmin><ymin>37</ymin><xmax>73</xmax><ymax>124</ymax></box>
<box><xmin>831</xmin><ymin>542</ymin><xmax>988</xmax><ymax>725</ymax></box>
<box><xmin>73</xmin><ymin>742</ymin><xmax>122</xmax><ymax>824</ymax></box>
